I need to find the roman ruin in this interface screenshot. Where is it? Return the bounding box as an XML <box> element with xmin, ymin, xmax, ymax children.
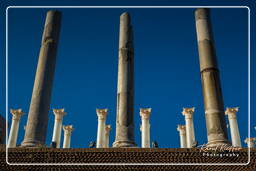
<box><xmin>21</xmin><ymin>10</ymin><xmax>62</xmax><ymax>147</ymax></box>
<box><xmin>113</xmin><ymin>12</ymin><xmax>136</xmax><ymax>148</ymax></box>
<box><xmin>195</xmin><ymin>8</ymin><xmax>229</xmax><ymax>147</ymax></box>
<box><xmin>7</xmin><ymin>8</ymin><xmax>249</xmax><ymax>150</ymax></box>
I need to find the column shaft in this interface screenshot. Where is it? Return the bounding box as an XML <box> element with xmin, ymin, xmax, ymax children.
<box><xmin>185</xmin><ymin>118</ymin><xmax>194</xmax><ymax>148</ymax></box>
<box><xmin>195</xmin><ymin>8</ymin><xmax>229</xmax><ymax>146</ymax></box>
<box><xmin>177</xmin><ymin>125</ymin><xmax>187</xmax><ymax>148</ymax></box>
<box><xmin>113</xmin><ymin>12</ymin><xmax>136</xmax><ymax>147</ymax></box>
<box><xmin>180</xmin><ymin>132</ymin><xmax>187</xmax><ymax>148</ymax></box>
<box><xmin>52</xmin><ymin>119</ymin><xmax>63</xmax><ymax>148</ymax></box>
<box><xmin>96</xmin><ymin>119</ymin><xmax>105</xmax><ymax>148</ymax></box>
<box><xmin>63</xmin><ymin>134</ymin><xmax>71</xmax><ymax>148</ymax></box>
<box><xmin>229</xmin><ymin>118</ymin><xmax>241</xmax><ymax>147</ymax></box>
<box><xmin>8</xmin><ymin>120</ymin><xmax>19</xmax><ymax>148</ymax></box>
<box><xmin>141</xmin><ymin>119</ymin><xmax>150</xmax><ymax>148</ymax></box>
<box><xmin>22</xmin><ymin>10</ymin><xmax>61</xmax><ymax>147</ymax></box>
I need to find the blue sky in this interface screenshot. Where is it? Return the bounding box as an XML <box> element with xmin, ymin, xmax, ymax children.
<box><xmin>0</xmin><ymin>2</ymin><xmax>254</xmax><ymax>148</ymax></box>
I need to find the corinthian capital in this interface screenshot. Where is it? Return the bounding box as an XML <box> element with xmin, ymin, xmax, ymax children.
<box><xmin>177</xmin><ymin>124</ymin><xmax>186</xmax><ymax>132</ymax></box>
<box><xmin>96</xmin><ymin>108</ymin><xmax>108</xmax><ymax>120</ymax></box>
<box><xmin>225</xmin><ymin>107</ymin><xmax>239</xmax><ymax>119</ymax></box>
<box><xmin>182</xmin><ymin>107</ymin><xmax>195</xmax><ymax>119</ymax></box>
<box><xmin>63</xmin><ymin>125</ymin><xmax>74</xmax><ymax>135</ymax></box>
<box><xmin>140</xmin><ymin>108</ymin><xmax>152</xmax><ymax>120</ymax></box>
<box><xmin>10</xmin><ymin>109</ymin><xmax>24</xmax><ymax>120</ymax></box>
<box><xmin>53</xmin><ymin>108</ymin><xmax>66</xmax><ymax>120</ymax></box>
<box><xmin>105</xmin><ymin>125</ymin><xmax>111</xmax><ymax>134</ymax></box>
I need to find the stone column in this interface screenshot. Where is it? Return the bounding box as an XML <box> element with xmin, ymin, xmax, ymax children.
<box><xmin>113</xmin><ymin>12</ymin><xmax>136</xmax><ymax>147</ymax></box>
<box><xmin>104</xmin><ymin>125</ymin><xmax>111</xmax><ymax>148</ymax></box>
<box><xmin>51</xmin><ymin>109</ymin><xmax>66</xmax><ymax>148</ymax></box>
<box><xmin>182</xmin><ymin>108</ymin><xmax>196</xmax><ymax>148</ymax></box>
<box><xmin>8</xmin><ymin>109</ymin><xmax>24</xmax><ymax>148</ymax></box>
<box><xmin>225</xmin><ymin>107</ymin><xmax>241</xmax><ymax>147</ymax></box>
<box><xmin>140</xmin><ymin>108</ymin><xmax>151</xmax><ymax>148</ymax></box>
<box><xmin>63</xmin><ymin>125</ymin><xmax>74</xmax><ymax>148</ymax></box>
<box><xmin>244</xmin><ymin>138</ymin><xmax>256</xmax><ymax>148</ymax></box>
<box><xmin>177</xmin><ymin>125</ymin><xmax>187</xmax><ymax>148</ymax></box>
<box><xmin>22</xmin><ymin>10</ymin><xmax>61</xmax><ymax>147</ymax></box>
<box><xmin>96</xmin><ymin>109</ymin><xmax>108</xmax><ymax>148</ymax></box>
<box><xmin>195</xmin><ymin>8</ymin><xmax>229</xmax><ymax>147</ymax></box>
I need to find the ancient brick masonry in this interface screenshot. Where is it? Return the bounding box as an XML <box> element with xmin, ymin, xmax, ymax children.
<box><xmin>1</xmin><ymin>145</ymin><xmax>255</xmax><ymax>170</ymax></box>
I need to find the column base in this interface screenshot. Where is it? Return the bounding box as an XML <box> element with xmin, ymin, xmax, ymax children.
<box><xmin>206</xmin><ymin>140</ymin><xmax>231</xmax><ymax>148</ymax></box>
<box><xmin>112</xmin><ymin>140</ymin><xmax>137</xmax><ymax>148</ymax></box>
<box><xmin>21</xmin><ymin>139</ymin><xmax>46</xmax><ymax>148</ymax></box>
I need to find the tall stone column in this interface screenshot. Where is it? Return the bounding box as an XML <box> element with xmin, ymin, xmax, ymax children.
<box><xmin>8</xmin><ymin>109</ymin><xmax>24</xmax><ymax>148</ymax></box>
<box><xmin>104</xmin><ymin>125</ymin><xmax>111</xmax><ymax>148</ymax></box>
<box><xmin>177</xmin><ymin>125</ymin><xmax>187</xmax><ymax>148</ymax></box>
<box><xmin>113</xmin><ymin>12</ymin><xmax>136</xmax><ymax>147</ymax></box>
<box><xmin>225</xmin><ymin>107</ymin><xmax>241</xmax><ymax>147</ymax></box>
<box><xmin>96</xmin><ymin>109</ymin><xmax>108</xmax><ymax>148</ymax></box>
<box><xmin>182</xmin><ymin>108</ymin><xmax>196</xmax><ymax>148</ymax></box>
<box><xmin>140</xmin><ymin>108</ymin><xmax>151</xmax><ymax>148</ymax></box>
<box><xmin>244</xmin><ymin>138</ymin><xmax>256</xmax><ymax>148</ymax></box>
<box><xmin>22</xmin><ymin>10</ymin><xmax>61</xmax><ymax>147</ymax></box>
<box><xmin>51</xmin><ymin>109</ymin><xmax>66</xmax><ymax>148</ymax></box>
<box><xmin>195</xmin><ymin>8</ymin><xmax>229</xmax><ymax>147</ymax></box>
<box><xmin>63</xmin><ymin>125</ymin><xmax>74</xmax><ymax>148</ymax></box>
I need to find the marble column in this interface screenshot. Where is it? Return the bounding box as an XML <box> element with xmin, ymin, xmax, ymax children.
<box><xmin>52</xmin><ymin>109</ymin><xmax>66</xmax><ymax>148</ymax></box>
<box><xmin>113</xmin><ymin>12</ymin><xmax>136</xmax><ymax>147</ymax></box>
<box><xmin>63</xmin><ymin>125</ymin><xmax>74</xmax><ymax>148</ymax></box>
<box><xmin>195</xmin><ymin>8</ymin><xmax>229</xmax><ymax>147</ymax></box>
<box><xmin>22</xmin><ymin>10</ymin><xmax>62</xmax><ymax>147</ymax></box>
<box><xmin>182</xmin><ymin>108</ymin><xmax>196</xmax><ymax>148</ymax></box>
<box><xmin>177</xmin><ymin>125</ymin><xmax>187</xmax><ymax>148</ymax></box>
<box><xmin>244</xmin><ymin>138</ymin><xmax>256</xmax><ymax>148</ymax></box>
<box><xmin>8</xmin><ymin>109</ymin><xmax>24</xmax><ymax>148</ymax></box>
<box><xmin>225</xmin><ymin>107</ymin><xmax>241</xmax><ymax>147</ymax></box>
<box><xmin>140</xmin><ymin>108</ymin><xmax>151</xmax><ymax>148</ymax></box>
<box><xmin>96</xmin><ymin>109</ymin><xmax>108</xmax><ymax>148</ymax></box>
<box><xmin>104</xmin><ymin>125</ymin><xmax>111</xmax><ymax>148</ymax></box>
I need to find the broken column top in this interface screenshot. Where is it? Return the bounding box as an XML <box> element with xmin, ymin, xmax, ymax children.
<box><xmin>42</xmin><ymin>10</ymin><xmax>62</xmax><ymax>45</ymax></box>
<box><xmin>195</xmin><ymin>8</ymin><xmax>210</xmax><ymax>20</ymax></box>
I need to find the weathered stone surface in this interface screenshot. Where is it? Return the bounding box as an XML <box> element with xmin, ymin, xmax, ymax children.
<box><xmin>113</xmin><ymin>12</ymin><xmax>136</xmax><ymax>147</ymax></box>
<box><xmin>195</xmin><ymin>8</ymin><xmax>229</xmax><ymax>146</ymax></box>
<box><xmin>21</xmin><ymin>10</ymin><xmax>61</xmax><ymax>147</ymax></box>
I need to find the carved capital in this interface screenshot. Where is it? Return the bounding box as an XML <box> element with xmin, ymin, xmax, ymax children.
<box><xmin>63</xmin><ymin>125</ymin><xmax>74</xmax><ymax>135</ymax></box>
<box><xmin>225</xmin><ymin>107</ymin><xmax>239</xmax><ymax>119</ymax></box>
<box><xmin>10</xmin><ymin>109</ymin><xmax>24</xmax><ymax>120</ymax></box>
<box><xmin>53</xmin><ymin>108</ymin><xmax>66</xmax><ymax>120</ymax></box>
<box><xmin>140</xmin><ymin>108</ymin><xmax>152</xmax><ymax>120</ymax></box>
<box><xmin>96</xmin><ymin>108</ymin><xmax>108</xmax><ymax>120</ymax></box>
<box><xmin>244</xmin><ymin>137</ymin><xmax>256</xmax><ymax>143</ymax></box>
<box><xmin>182</xmin><ymin>107</ymin><xmax>195</xmax><ymax>119</ymax></box>
<box><xmin>177</xmin><ymin>124</ymin><xmax>186</xmax><ymax>132</ymax></box>
<box><xmin>105</xmin><ymin>125</ymin><xmax>111</xmax><ymax>134</ymax></box>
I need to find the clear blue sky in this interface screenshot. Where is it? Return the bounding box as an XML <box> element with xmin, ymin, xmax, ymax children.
<box><xmin>0</xmin><ymin>0</ymin><xmax>254</xmax><ymax>148</ymax></box>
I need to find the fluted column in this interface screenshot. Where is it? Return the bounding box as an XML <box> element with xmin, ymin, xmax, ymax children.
<box><xmin>244</xmin><ymin>138</ymin><xmax>256</xmax><ymax>148</ymax></box>
<box><xmin>195</xmin><ymin>8</ymin><xmax>229</xmax><ymax>147</ymax></box>
<box><xmin>177</xmin><ymin>125</ymin><xmax>187</xmax><ymax>148</ymax></box>
<box><xmin>104</xmin><ymin>125</ymin><xmax>111</xmax><ymax>148</ymax></box>
<box><xmin>63</xmin><ymin>125</ymin><xmax>74</xmax><ymax>148</ymax></box>
<box><xmin>96</xmin><ymin>109</ymin><xmax>108</xmax><ymax>148</ymax></box>
<box><xmin>22</xmin><ymin>10</ymin><xmax>62</xmax><ymax>147</ymax></box>
<box><xmin>113</xmin><ymin>12</ymin><xmax>136</xmax><ymax>147</ymax></box>
<box><xmin>225</xmin><ymin>107</ymin><xmax>241</xmax><ymax>147</ymax></box>
<box><xmin>52</xmin><ymin>109</ymin><xmax>66</xmax><ymax>148</ymax></box>
<box><xmin>182</xmin><ymin>108</ymin><xmax>196</xmax><ymax>148</ymax></box>
<box><xmin>140</xmin><ymin>108</ymin><xmax>151</xmax><ymax>148</ymax></box>
<box><xmin>8</xmin><ymin>109</ymin><xmax>24</xmax><ymax>148</ymax></box>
